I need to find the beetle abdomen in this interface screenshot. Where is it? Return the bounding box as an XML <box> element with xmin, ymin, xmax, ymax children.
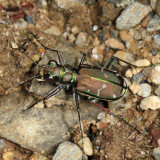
<box><xmin>76</xmin><ymin>67</ymin><xmax>126</xmax><ymax>101</ymax></box>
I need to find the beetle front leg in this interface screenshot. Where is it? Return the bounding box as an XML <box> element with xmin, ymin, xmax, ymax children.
<box><xmin>22</xmin><ymin>84</ymin><xmax>64</xmax><ymax>112</ymax></box>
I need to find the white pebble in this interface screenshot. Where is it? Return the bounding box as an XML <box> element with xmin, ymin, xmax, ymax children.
<box><xmin>140</xmin><ymin>96</ymin><xmax>160</xmax><ymax>110</ymax></box>
<box><xmin>75</xmin><ymin>32</ymin><xmax>87</xmax><ymax>46</ymax></box>
<box><xmin>78</xmin><ymin>137</ymin><xmax>93</xmax><ymax>156</ymax></box>
<box><xmin>11</xmin><ymin>42</ymin><xmax>18</xmax><ymax>48</ymax></box>
<box><xmin>92</xmin><ymin>25</ymin><xmax>98</xmax><ymax>31</ymax></box>
<box><xmin>137</xmin><ymin>83</ymin><xmax>151</xmax><ymax>97</ymax></box>
<box><xmin>97</xmin><ymin>112</ymin><xmax>105</xmax><ymax>120</ymax></box>
<box><xmin>149</xmin><ymin>66</ymin><xmax>160</xmax><ymax>85</ymax></box>
<box><xmin>71</xmin><ymin>25</ymin><xmax>79</xmax><ymax>34</ymax></box>
<box><xmin>132</xmin><ymin>59</ymin><xmax>150</xmax><ymax>67</ymax></box>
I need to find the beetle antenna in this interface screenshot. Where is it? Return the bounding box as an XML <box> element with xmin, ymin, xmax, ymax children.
<box><xmin>29</xmin><ymin>32</ymin><xmax>58</xmax><ymax>52</ymax></box>
<box><xmin>89</xmin><ymin>100</ymin><xmax>142</xmax><ymax>134</ymax></box>
<box><xmin>5</xmin><ymin>75</ymin><xmax>40</xmax><ymax>93</ymax></box>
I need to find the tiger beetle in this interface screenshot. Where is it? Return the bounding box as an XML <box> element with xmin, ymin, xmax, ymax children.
<box><xmin>6</xmin><ymin>33</ymin><xmax>156</xmax><ymax>156</ymax></box>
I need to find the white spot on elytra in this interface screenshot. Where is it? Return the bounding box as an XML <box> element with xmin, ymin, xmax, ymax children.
<box><xmin>113</xmin><ymin>94</ymin><xmax>117</xmax><ymax>98</ymax></box>
<box><xmin>87</xmin><ymin>89</ymin><xmax>90</xmax><ymax>93</ymax></box>
<box><xmin>97</xmin><ymin>84</ymin><xmax>107</xmax><ymax>97</ymax></box>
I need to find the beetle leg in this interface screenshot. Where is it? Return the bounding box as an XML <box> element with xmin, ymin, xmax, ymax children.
<box><xmin>31</xmin><ymin>32</ymin><xmax>65</xmax><ymax>66</ymax></box>
<box><xmin>5</xmin><ymin>75</ymin><xmax>40</xmax><ymax>94</ymax></box>
<box><xmin>22</xmin><ymin>84</ymin><xmax>65</xmax><ymax>112</ymax></box>
<box><xmin>89</xmin><ymin>100</ymin><xmax>142</xmax><ymax>134</ymax></box>
<box><xmin>77</xmin><ymin>53</ymin><xmax>86</xmax><ymax>70</ymax></box>
<box><xmin>74</xmin><ymin>92</ymin><xmax>84</xmax><ymax>154</ymax></box>
<box><xmin>43</xmin><ymin>84</ymin><xmax>65</xmax><ymax>99</ymax></box>
<box><xmin>103</xmin><ymin>56</ymin><xmax>138</xmax><ymax>69</ymax></box>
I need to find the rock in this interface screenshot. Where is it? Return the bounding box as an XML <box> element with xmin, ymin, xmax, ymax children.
<box><xmin>105</xmin><ymin>38</ymin><xmax>125</xmax><ymax>50</ymax></box>
<box><xmin>75</xmin><ymin>32</ymin><xmax>87</xmax><ymax>47</ymax></box>
<box><xmin>52</xmin><ymin>141</ymin><xmax>82</xmax><ymax>160</ymax></box>
<box><xmin>91</xmin><ymin>46</ymin><xmax>103</xmax><ymax>62</ymax></box>
<box><xmin>125</xmin><ymin>69</ymin><xmax>133</xmax><ymax>78</ymax></box>
<box><xmin>116</xmin><ymin>2</ymin><xmax>151</xmax><ymax>30</ymax></box>
<box><xmin>68</xmin><ymin>33</ymin><xmax>76</xmax><ymax>42</ymax></box>
<box><xmin>140</xmin><ymin>96</ymin><xmax>160</xmax><ymax>110</ymax></box>
<box><xmin>97</xmin><ymin>112</ymin><xmax>105</xmax><ymax>120</ymax></box>
<box><xmin>102</xmin><ymin>3</ymin><xmax>121</xmax><ymax>21</ymax></box>
<box><xmin>137</xmin><ymin>83</ymin><xmax>151</xmax><ymax>97</ymax></box>
<box><xmin>148</xmin><ymin>66</ymin><xmax>160</xmax><ymax>85</ymax></box>
<box><xmin>78</xmin><ymin>137</ymin><xmax>93</xmax><ymax>156</ymax></box>
<box><xmin>155</xmin><ymin>86</ymin><xmax>160</xmax><ymax>96</ymax></box>
<box><xmin>110</xmin><ymin>29</ymin><xmax>118</xmax><ymax>39</ymax></box>
<box><xmin>132</xmin><ymin>72</ymin><xmax>144</xmax><ymax>84</ymax></box>
<box><xmin>116</xmin><ymin>0</ymin><xmax>134</xmax><ymax>8</ymax></box>
<box><xmin>54</xmin><ymin>0</ymin><xmax>87</xmax><ymax>9</ymax></box>
<box><xmin>147</xmin><ymin>15</ymin><xmax>160</xmax><ymax>32</ymax></box>
<box><xmin>0</xmin><ymin>139</ymin><xmax>6</xmax><ymax>149</ymax></box>
<box><xmin>129</xmin><ymin>82</ymin><xmax>141</xmax><ymax>94</ymax></box>
<box><xmin>11</xmin><ymin>42</ymin><xmax>18</xmax><ymax>49</ymax></box>
<box><xmin>150</xmin><ymin>0</ymin><xmax>157</xmax><ymax>10</ymax></box>
<box><xmin>2</xmin><ymin>151</ymin><xmax>14</xmax><ymax>160</ymax></box>
<box><xmin>153</xmin><ymin>147</ymin><xmax>160</xmax><ymax>160</ymax></box>
<box><xmin>114</xmin><ymin>51</ymin><xmax>135</xmax><ymax>66</ymax></box>
<box><xmin>130</xmin><ymin>59</ymin><xmax>150</xmax><ymax>75</ymax></box>
<box><xmin>30</xmin><ymin>152</ymin><xmax>49</xmax><ymax>160</ymax></box>
<box><xmin>92</xmin><ymin>25</ymin><xmax>98</xmax><ymax>31</ymax></box>
<box><xmin>71</xmin><ymin>25</ymin><xmax>80</xmax><ymax>34</ymax></box>
<box><xmin>155</xmin><ymin>0</ymin><xmax>160</xmax><ymax>16</ymax></box>
<box><xmin>119</xmin><ymin>30</ymin><xmax>133</xmax><ymax>42</ymax></box>
<box><xmin>44</xmin><ymin>25</ymin><xmax>62</xmax><ymax>36</ymax></box>
<box><xmin>154</xmin><ymin>35</ymin><xmax>160</xmax><ymax>45</ymax></box>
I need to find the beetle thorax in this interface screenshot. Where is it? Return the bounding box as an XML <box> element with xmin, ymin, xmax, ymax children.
<box><xmin>45</xmin><ymin>65</ymin><xmax>78</xmax><ymax>84</ymax></box>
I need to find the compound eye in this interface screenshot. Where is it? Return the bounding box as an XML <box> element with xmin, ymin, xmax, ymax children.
<box><xmin>48</xmin><ymin>60</ymin><xmax>57</xmax><ymax>68</ymax></box>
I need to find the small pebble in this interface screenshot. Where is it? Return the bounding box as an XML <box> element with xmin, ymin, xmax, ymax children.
<box><xmin>44</xmin><ymin>25</ymin><xmax>62</xmax><ymax>36</ymax></box>
<box><xmin>147</xmin><ymin>15</ymin><xmax>160</xmax><ymax>32</ymax></box>
<box><xmin>92</xmin><ymin>25</ymin><xmax>98</xmax><ymax>31</ymax></box>
<box><xmin>153</xmin><ymin>147</ymin><xmax>160</xmax><ymax>160</ymax></box>
<box><xmin>149</xmin><ymin>66</ymin><xmax>160</xmax><ymax>85</ymax></box>
<box><xmin>129</xmin><ymin>82</ymin><xmax>141</xmax><ymax>94</ymax></box>
<box><xmin>0</xmin><ymin>139</ymin><xmax>6</xmax><ymax>149</ymax></box>
<box><xmin>114</xmin><ymin>51</ymin><xmax>135</xmax><ymax>66</ymax></box>
<box><xmin>119</xmin><ymin>30</ymin><xmax>133</xmax><ymax>42</ymax></box>
<box><xmin>97</xmin><ymin>112</ymin><xmax>105</xmax><ymax>120</ymax></box>
<box><xmin>105</xmin><ymin>38</ymin><xmax>125</xmax><ymax>50</ymax></box>
<box><xmin>116</xmin><ymin>2</ymin><xmax>150</xmax><ymax>30</ymax></box>
<box><xmin>154</xmin><ymin>35</ymin><xmax>160</xmax><ymax>45</ymax></box>
<box><xmin>52</xmin><ymin>141</ymin><xmax>82</xmax><ymax>160</ymax></box>
<box><xmin>91</xmin><ymin>46</ymin><xmax>103</xmax><ymax>62</ymax></box>
<box><xmin>2</xmin><ymin>152</ymin><xmax>14</xmax><ymax>160</ymax></box>
<box><xmin>140</xmin><ymin>96</ymin><xmax>160</xmax><ymax>110</ymax></box>
<box><xmin>137</xmin><ymin>83</ymin><xmax>151</xmax><ymax>97</ymax></box>
<box><xmin>132</xmin><ymin>59</ymin><xmax>150</xmax><ymax>67</ymax></box>
<box><xmin>30</xmin><ymin>152</ymin><xmax>48</xmax><ymax>160</ymax></box>
<box><xmin>132</xmin><ymin>72</ymin><xmax>144</xmax><ymax>83</ymax></box>
<box><xmin>78</xmin><ymin>137</ymin><xmax>93</xmax><ymax>156</ymax></box>
<box><xmin>150</xmin><ymin>0</ymin><xmax>157</xmax><ymax>9</ymax></box>
<box><xmin>93</xmin><ymin>37</ymin><xmax>100</xmax><ymax>46</ymax></box>
<box><xmin>155</xmin><ymin>86</ymin><xmax>160</xmax><ymax>96</ymax></box>
<box><xmin>68</xmin><ymin>33</ymin><xmax>76</xmax><ymax>42</ymax></box>
<box><xmin>11</xmin><ymin>42</ymin><xmax>18</xmax><ymax>48</ymax></box>
<box><xmin>71</xmin><ymin>25</ymin><xmax>79</xmax><ymax>34</ymax></box>
<box><xmin>75</xmin><ymin>32</ymin><xmax>87</xmax><ymax>47</ymax></box>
